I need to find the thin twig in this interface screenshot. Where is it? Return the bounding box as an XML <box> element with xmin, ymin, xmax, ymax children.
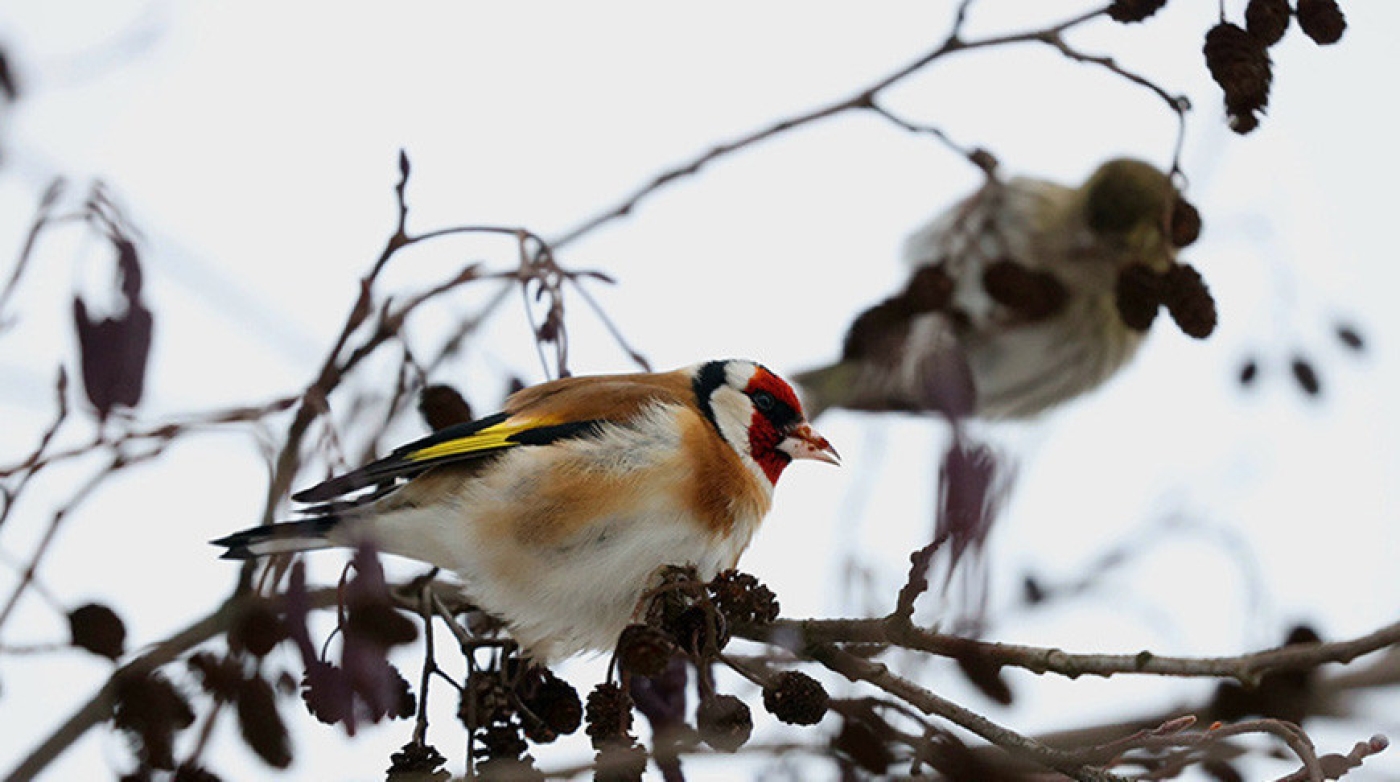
<box><xmin>0</xmin><ymin>179</ymin><xmax>66</xmax><ymax>326</ymax></box>
<box><xmin>548</xmin><ymin>4</ymin><xmax>1151</xmax><ymax>251</ymax></box>
<box><xmin>0</xmin><ymin>452</ymin><xmax>130</xmax><ymax>634</ymax></box>
<box><xmin>413</xmin><ymin>580</ymin><xmax>435</xmax><ymax>746</ymax></box>
<box><xmin>0</xmin><ymin>369</ymin><xmax>69</xmax><ymax>531</ymax></box>
<box><xmin>0</xmin><ymin>395</ymin><xmax>296</xmax><ymax>479</ymax></box>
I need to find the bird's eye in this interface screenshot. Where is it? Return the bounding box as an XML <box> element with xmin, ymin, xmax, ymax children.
<box><xmin>752</xmin><ymin>390</ymin><xmax>776</xmax><ymax>411</ymax></box>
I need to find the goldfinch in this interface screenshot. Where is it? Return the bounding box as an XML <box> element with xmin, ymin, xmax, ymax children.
<box><xmin>795</xmin><ymin>158</ymin><xmax>1216</xmax><ymax>419</ymax></box>
<box><xmin>214</xmin><ymin>359</ymin><xmax>837</xmax><ymax>660</ymax></box>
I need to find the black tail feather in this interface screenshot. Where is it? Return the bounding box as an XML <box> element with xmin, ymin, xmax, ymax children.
<box><xmin>211</xmin><ymin>517</ymin><xmax>340</xmax><ymax>560</ymax></box>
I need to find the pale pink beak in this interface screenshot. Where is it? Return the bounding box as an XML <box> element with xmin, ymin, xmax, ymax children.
<box><xmin>778</xmin><ymin>423</ymin><xmax>840</xmax><ymax>466</ymax></box>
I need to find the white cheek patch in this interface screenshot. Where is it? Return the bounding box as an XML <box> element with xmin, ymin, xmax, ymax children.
<box><xmin>708</xmin><ymin>387</ymin><xmax>755</xmax><ymax>455</ymax></box>
<box><xmin>708</xmin><ymin>386</ymin><xmax>776</xmax><ymax>493</ymax></box>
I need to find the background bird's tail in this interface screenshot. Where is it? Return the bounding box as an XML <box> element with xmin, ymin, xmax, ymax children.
<box><xmin>211</xmin><ymin>518</ymin><xmax>340</xmax><ymax>560</ymax></box>
<box><xmin>792</xmin><ymin>361</ymin><xmax>857</xmax><ymax>420</ymax></box>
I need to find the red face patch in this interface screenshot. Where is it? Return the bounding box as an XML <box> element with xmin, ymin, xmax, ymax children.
<box><xmin>745</xmin><ymin>367</ymin><xmax>804</xmax><ymax>417</ymax></box>
<box><xmin>744</xmin><ymin>367</ymin><xmax>805</xmax><ymax>485</ymax></box>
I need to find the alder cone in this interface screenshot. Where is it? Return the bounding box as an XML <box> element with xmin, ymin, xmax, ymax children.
<box><xmin>1245</xmin><ymin>0</ymin><xmax>1291</xmax><ymax>46</ymax></box>
<box><xmin>1297</xmin><ymin>0</ymin><xmax>1346</xmax><ymax>44</ymax></box>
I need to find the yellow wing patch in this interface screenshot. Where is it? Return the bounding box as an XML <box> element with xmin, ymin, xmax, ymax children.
<box><xmin>292</xmin><ymin>412</ymin><xmax>601</xmax><ymax>505</ymax></box>
<box><xmin>406</xmin><ymin>417</ymin><xmax>559</xmax><ymax>462</ymax></box>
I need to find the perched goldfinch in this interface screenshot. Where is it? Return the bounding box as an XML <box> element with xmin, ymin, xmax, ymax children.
<box><xmin>796</xmin><ymin>158</ymin><xmax>1215</xmax><ymax>419</ymax></box>
<box><xmin>214</xmin><ymin>359</ymin><xmax>837</xmax><ymax>660</ymax></box>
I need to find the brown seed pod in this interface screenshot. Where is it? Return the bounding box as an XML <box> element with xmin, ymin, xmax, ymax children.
<box><xmin>1163</xmin><ymin>263</ymin><xmax>1218</xmax><ymax>339</ymax></box>
<box><xmin>707</xmin><ymin>569</ymin><xmax>779</xmax><ymax>627</ymax></box>
<box><xmin>667</xmin><ymin>604</ymin><xmax>729</xmax><ymax>655</ymax></box>
<box><xmin>459</xmin><ymin>672</ymin><xmax>514</xmax><ymax>730</ymax></box>
<box><xmin>112</xmin><ymin>670</ymin><xmax>196</xmax><ymax>770</ymax></box>
<box><xmin>1170</xmin><ymin>196</ymin><xmax>1202</xmax><ymax>248</ymax></box>
<box><xmin>1107</xmin><ymin>0</ymin><xmax>1168</xmax><ymax>23</ymax></box>
<box><xmin>1204</xmin><ymin>23</ymin><xmax>1273</xmax><ymax>112</ymax></box>
<box><xmin>615</xmin><ymin>624</ymin><xmax>676</xmax><ymax>677</ymax></box>
<box><xmin>1115</xmin><ymin>264</ymin><xmax>1163</xmax><ymax>332</ymax></box>
<box><xmin>418</xmin><ymin>384</ymin><xmax>474</xmax><ymax>430</ymax></box>
<box><xmin>234</xmin><ymin>674</ymin><xmax>292</xmax><ymax>769</ymax></box>
<box><xmin>188</xmin><ymin>652</ymin><xmax>243</xmax><ymax>703</ymax></box>
<box><xmin>696</xmin><ymin>694</ymin><xmax>753</xmax><ymax>752</ymax></box>
<box><xmin>1203</xmin><ymin>22</ymin><xmax>1273</xmax><ymax>133</ymax></box>
<box><xmin>1297</xmin><ymin>0</ymin><xmax>1346</xmax><ymax>44</ymax></box>
<box><xmin>1336</xmin><ymin>323</ymin><xmax>1365</xmax><ymax>352</ymax></box>
<box><xmin>904</xmin><ymin>263</ymin><xmax>956</xmax><ymax>312</ymax></box>
<box><xmin>584</xmin><ymin>682</ymin><xmax>633</xmax><ymax>745</ymax></box>
<box><xmin>227</xmin><ymin>597</ymin><xmax>286</xmax><ymax>658</ymax></box>
<box><xmin>516</xmin><ymin>666</ymin><xmax>583</xmax><ymax>742</ymax></box>
<box><xmin>1291</xmin><ymin>357</ymin><xmax>1322</xmax><ymax>397</ymax></box>
<box><xmin>68</xmin><ymin>602</ymin><xmax>127</xmax><ymax>660</ymax></box>
<box><xmin>762</xmin><ymin>671</ymin><xmax>830</xmax><ymax>725</ymax></box>
<box><xmin>840</xmin><ymin>264</ymin><xmax>954</xmax><ymax>362</ymax></box>
<box><xmin>593</xmin><ymin>740</ymin><xmax>647</xmax><ymax>782</ymax></box>
<box><xmin>981</xmin><ymin>260</ymin><xmax>1069</xmax><ymax>322</ymax></box>
<box><xmin>1246</xmin><ymin>0</ymin><xmax>1292</xmax><ymax>47</ymax></box>
<box><xmin>387</xmin><ymin>742</ymin><xmax>448</xmax><ymax>775</ymax></box>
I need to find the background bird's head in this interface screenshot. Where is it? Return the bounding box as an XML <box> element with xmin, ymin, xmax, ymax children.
<box><xmin>1079</xmin><ymin>157</ymin><xmax>1179</xmax><ymax>267</ymax></box>
<box><xmin>691</xmin><ymin>359</ymin><xmax>839</xmax><ymax>486</ymax></box>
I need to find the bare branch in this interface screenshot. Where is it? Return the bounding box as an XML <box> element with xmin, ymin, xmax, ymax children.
<box><xmin>806</xmin><ymin>641</ymin><xmax>1130</xmax><ymax>781</ymax></box>
<box><xmin>747</xmin><ymin>614</ymin><xmax>1400</xmax><ymax>688</ymax></box>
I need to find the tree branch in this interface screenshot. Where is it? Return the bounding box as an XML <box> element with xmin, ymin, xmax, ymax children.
<box><xmin>743</xmin><ymin>614</ymin><xmax>1400</xmax><ymax>688</ymax></box>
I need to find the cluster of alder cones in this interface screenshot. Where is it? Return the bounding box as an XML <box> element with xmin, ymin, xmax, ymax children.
<box><xmin>1109</xmin><ymin>0</ymin><xmax>1347</xmax><ymax>133</ymax></box>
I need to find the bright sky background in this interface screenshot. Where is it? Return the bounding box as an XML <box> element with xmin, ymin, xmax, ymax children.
<box><xmin>2</xmin><ymin>2</ymin><xmax>1399</xmax><ymax>780</ymax></box>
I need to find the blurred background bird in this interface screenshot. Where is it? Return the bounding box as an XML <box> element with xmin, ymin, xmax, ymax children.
<box><xmin>796</xmin><ymin>158</ymin><xmax>1216</xmax><ymax>420</ymax></box>
<box><xmin>213</xmin><ymin>359</ymin><xmax>837</xmax><ymax>661</ymax></box>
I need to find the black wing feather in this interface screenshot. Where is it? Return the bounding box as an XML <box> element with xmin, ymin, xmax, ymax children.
<box><xmin>502</xmin><ymin>420</ymin><xmax>606</xmax><ymax>446</ymax></box>
<box><xmin>291</xmin><ymin>414</ymin><xmax>609</xmax><ymax>504</ymax></box>
<box><xmin>291</xmin><ymin>413</ymin><xmax>511</xmax><ymax>503</ymax></box>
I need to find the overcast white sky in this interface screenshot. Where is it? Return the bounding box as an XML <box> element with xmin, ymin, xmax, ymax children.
<box><xmin>2</xmin><ymin>2</ymin><xmax>1399</xmax><ymax>780</ymax></box>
